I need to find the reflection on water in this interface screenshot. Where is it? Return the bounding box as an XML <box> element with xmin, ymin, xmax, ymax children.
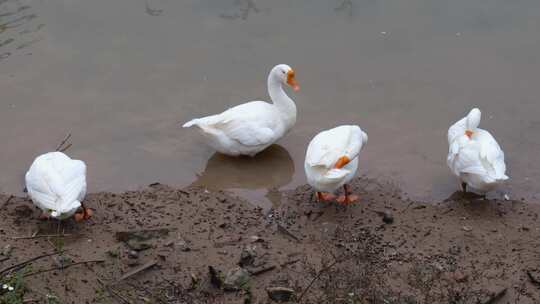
<box><xmin>191</xmin><ymin>145</ymin><xmax>294</xmax><ymax>208</ymax></box>
<box><xmin>191</xmin><ymin>145</ymin><xmax>293</xmax><ymax>189</ymax></box>
<box><xmin>1</xmin><ymin>0</ymin><xmax>540</xmax><ymax>205</ymax></box>
<box><xmin>335</xmin><ymin>0</ymin><xmax>353</xmax><ymax>17</ymax></box>
<box><xmin>220</xmin><ymin>0</ymin><xmax>259</xmax><ymax>20</ymax></box>
<box><xmin>145</xmin><ymin>0</ymin><xmax>163</xmax><ymax>17</ymax></box>
<box><xmin>0</xmin><ymin>0</ymin><xmax>42</xmax><ymax>61</ymax></box>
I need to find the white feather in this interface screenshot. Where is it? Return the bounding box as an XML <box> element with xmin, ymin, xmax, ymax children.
<box><xmin>447</xmin><ymin>109</ymin><xmax>508</xmax><ymax>193</ymax></box>
<box><xmin>25</xmin><ymin>152</ymin><xmax>87</xmax><ymax>219</ymax></box>
<box><xmin>304</xmin><ymin>125</ymin><xmax>368</xmax><ymax>193</ymax></box>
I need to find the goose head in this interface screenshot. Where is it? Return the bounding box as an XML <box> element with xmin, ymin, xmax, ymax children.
<box><xmin>465</xmin><ymin>108</ymin><xmax>481</xmax><ymax>139</ymax></box>
<box><xmin>270</xmin><ymin>64</ymin><xmax>300</xmax><ymax>91</ymax></box>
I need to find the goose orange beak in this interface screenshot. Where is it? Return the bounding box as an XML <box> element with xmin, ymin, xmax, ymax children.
<box><xmin>287</xmin><ymin>69</ymin><xmax>300</xmax><ymax>91</ymax></box>
<box><xmin>335</xmin><ymin>156</ymin><xmax>350</xmax><ymax>169</ymax></box>
<box><xmin>465</xmin><ymin>130</ymin><xmax>473</xmax><ymax>139</ymax></box>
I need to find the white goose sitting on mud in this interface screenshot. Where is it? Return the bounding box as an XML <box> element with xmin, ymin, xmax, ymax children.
<box><xmin>182</xmin><ymin>64</ymin><xmax>300</xmax><ymax>157</ymax></box>
<box><xmin>447</xmin><ymin>108</ymin><xmax>509</xmax><ymax>194</ymax></box>
<box><xmin>304</xmin><ymin>125</ymin><xmax>368</xmax><ymax>204</ymax></box>
<box><xmin>25</xmin><ymin>151</ymin><xmax>92</xmax><ymax>221</ymax></box>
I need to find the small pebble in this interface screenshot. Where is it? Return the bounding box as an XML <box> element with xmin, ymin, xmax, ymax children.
<box><xmin>382</xmin><ymin>211</ymin><xmax>394</xmax><ymax>224</ymax></box>
<box><xmin>128</xmin><ymin>250</ymin><xmax>139</xmax><ymax>259</ymax></box>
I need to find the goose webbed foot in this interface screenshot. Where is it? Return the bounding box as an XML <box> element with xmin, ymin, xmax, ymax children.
<box><xmin>336</xmin><ymin>184</ymin><xmax>359</xmax><ymax>205</ymax></box>
<box><xmin>316</xmin><ymin>192</ymin><xmax>335</xmax><ymax>202</ymax></box>
<box><xmin>74</xmin><ymin>203</ymin><xmax>93</xmax><ymax>222</ymax></box>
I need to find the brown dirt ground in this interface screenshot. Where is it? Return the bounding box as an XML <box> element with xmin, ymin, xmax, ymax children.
<box><xmin>1</xmin><ymin>178</ymin><xmax>539</xmax><ymax>303</ymax></box>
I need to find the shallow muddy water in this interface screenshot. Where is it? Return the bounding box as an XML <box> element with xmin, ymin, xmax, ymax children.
<box><xmin>1</xmin><ymin>0</ymin><xmax>540</xmax><ymax>206</ymax></box>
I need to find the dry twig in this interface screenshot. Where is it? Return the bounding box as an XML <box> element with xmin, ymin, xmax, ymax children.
<box><xmin>1</xmin><ymin>195</ymin><xmax>14</xmax><ymax>209</ymax></box>
<box><xmin>115</xmin><ymin>260</ymin><xmax>157</xmax><ymax>283</ymax></box>
<box><xmin>11</xmin><ymin>234</ymin><xmax>75</xmax><ymax>240</ymax></box>
<box><xmin>0</xmin><ymin>251</ymin><xmax>61</xmax><ymax>276</ymax></box>
<box><xmin>24</xmin><ymin>259</ymin><xmax>105</xmax><ymax>277</ymax></box>
<box><xmin>55</xmin><ymin>133</ymin><xmax>72</xmax><ymax>152</ymax></box>
<box><xmin>482</xmin><ymin>288</ymin><xmax>507</xmax><ymax>304</ymax></box>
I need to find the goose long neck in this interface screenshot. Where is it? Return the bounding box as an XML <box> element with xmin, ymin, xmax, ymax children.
<box><xmin>268</xmin><ymin>76</ymin><xmax>297</xmax><ymax>126</ymax></box>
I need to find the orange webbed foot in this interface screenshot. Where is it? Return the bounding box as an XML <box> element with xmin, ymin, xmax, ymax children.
<box><xmin>316</xmin><ymin>192</ymin><xmax>336</xmax><ymax>202</ymax></box>
<box><xmin>74</xmin><ymin>207</ymin><xmax>93</xmax><ymax>222</ymax></box>
<box><xmin>336</xmin><ymin>194</ymin><xmax>359</xmax><ymax>205</ymax></box>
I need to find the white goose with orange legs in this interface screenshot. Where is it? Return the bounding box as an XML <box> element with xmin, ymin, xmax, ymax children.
<box><xmin>25</xmin><ymin>152</ymin><xmax>92</xmax><ymax>222</ymax></box>
<box><xmin>447</xmin><ymin>108</ymin><xmax>509</xmax><ymax>194</ymax></box>
<box><xmin>304</xmin><ymin>125</ymin><xmax>368</xmax><ymax>204</ymax></box>
<box><xmin>182</xmin><ymin>64</ymin><xmax>300</xmax><ymax>157</ymax></box>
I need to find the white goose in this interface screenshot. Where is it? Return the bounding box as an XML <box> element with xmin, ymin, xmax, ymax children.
<box><xmin>447</xmin><ymin>108</ymin><xmax>508</xmax><ymax>194</ymax></box>
<box><xmin>25</xmin><ymin>151</ymin><xmax>92</xmax><ymax>221</ymax></box>
<box><xmin>304</xmin><ymin>125</ymin><xmax>368</xmax><ymax>204</ymax></box>
<box><xmin>183</xmin><ymin>64</ymin><xmax>300</xmax><ymax>157</ymax></box>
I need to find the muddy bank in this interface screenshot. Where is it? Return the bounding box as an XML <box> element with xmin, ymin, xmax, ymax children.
<box><xmin>0</xmin><ymin>178</ymin><xmax>539</xmax><ymax>303</ymax></box>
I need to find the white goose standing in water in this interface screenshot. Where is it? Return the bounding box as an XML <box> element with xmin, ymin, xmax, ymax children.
<box><xmin>447</xmin><ymin>108</ymin><xmax>509</xmax><ymax>194</ymax></box>
<box><xmin>25</xmin><ymin>151</ymin><xmax>92</xmax><ymax>221</ymax></box>
<box><xmin>182</xmin><ymin>64</ymin><xmax>299</xmax><ymax>157</ymax></box>
<box><xmin>304</xmin><ymin>125</ymin><xmax>368</xmax><ymax>204</ymax></box>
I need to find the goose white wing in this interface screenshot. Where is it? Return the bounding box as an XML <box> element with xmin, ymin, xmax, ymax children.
<box><xmin>476</xmin><ymin>129</ymin><xmax>508</xmax><ymax>179</ymax></box>
<box><xmin>306</xmin><ymin>125</ymin><xmax>366</xmax><ymax>168</ymax></box>
<box><xmin>56</xmin><ymin>159</ymin><xmax>87</xmax><ymax>208</ymax></box>
<box><xmin>323</xmin><ymin>168</ymin><xmax>351</xmax><ymax>181</ymax></box>
<box><xmin>185</xmin><ymin>101</ymin><xmax>277</xmax><ymax>147</ymax></box>
<box><xmin>447</xmin><ymin>131</ymin><xmax>508</xmax><ymax>183</ymax></box>
<box><xmin>26</xmin><ymin>157</ymin><xmax>65</xmax><ymax>211</ymax></box>
<box><xmin>450</xmin><ymin>141</ymin><xmax>488</xmax><ymax>176</ymax></box>
<box><xmin>25</xmin><ymin>152</ymin><xmax>86</xmax><ymax>216</ymax></box>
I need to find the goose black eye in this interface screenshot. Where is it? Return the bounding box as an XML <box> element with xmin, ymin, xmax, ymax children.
<box><xmin>282</xmin><ymin>70</ymin><xmax>286</xmax><ymax>74</ymax></box>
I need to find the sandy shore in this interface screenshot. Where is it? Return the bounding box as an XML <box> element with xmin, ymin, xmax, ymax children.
<box><xmin>0</xmin><ymin>178</ymin><xmax>539</xmax><ymax>303</ymax></box>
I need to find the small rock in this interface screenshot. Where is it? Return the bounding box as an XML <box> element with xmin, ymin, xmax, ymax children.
<box><xmin>266</xmin><ymin>287</ymin><xmax>295</xmax><ymax>302</ymax></box>
<box><xmin>223</xmin><ymin>267</ymin><xmax>250</xmax><ymax>291</ymax></box>
<box><xmin>128</xmin><ymin>250</ymin><xmax>139</xmax><ymax>259</ymax></box>
<box><xmin>382</xmin><ymin>211</ymin><xmax>394</xmax><ymax>224</ymax></box>
<box><xmin>127</xmin><ymin>239</ymin><xmax>152</xmax><ymax>251</ymax></box>
<box><xmin>453</xmin><ymin>271</ymin><xmax>468</xmax><ymax>283</ymax></box>
<box><xmin>2</xmin><ymin>245</ymin><xmax>12</xmax><ymax>257</ymax></box>
<box><xmin>53</xmin><ymin>255</ymin><xmax>73</xmax><ymax>268</ymax></box>
<box><xmin>462</xmin><ymin>226</ymin><xmax>472</xmax><ymax>232</ymax></box>
<box><xmin>106</xmin><ymin>248</ymin><xmax>119</xmax><ymax>258</ymax></box>
<box><xmin>250</xmin><ymin>236</ymin><xmax>264</xmax><ymax>243</ymax></box>
<box><xmin>239</xmin><ymin>245</ymin><xmax>256</xmax><ymax>267</ymax></box>
<box><xmin>115</xmin><ymin>229</ymin><xmax>170</xmax><ymax>251</ymax></box>
<box><xmin>208</xmin><ymin>266</ymin><xmax>224</xmax><ymax>288</ymax></box>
